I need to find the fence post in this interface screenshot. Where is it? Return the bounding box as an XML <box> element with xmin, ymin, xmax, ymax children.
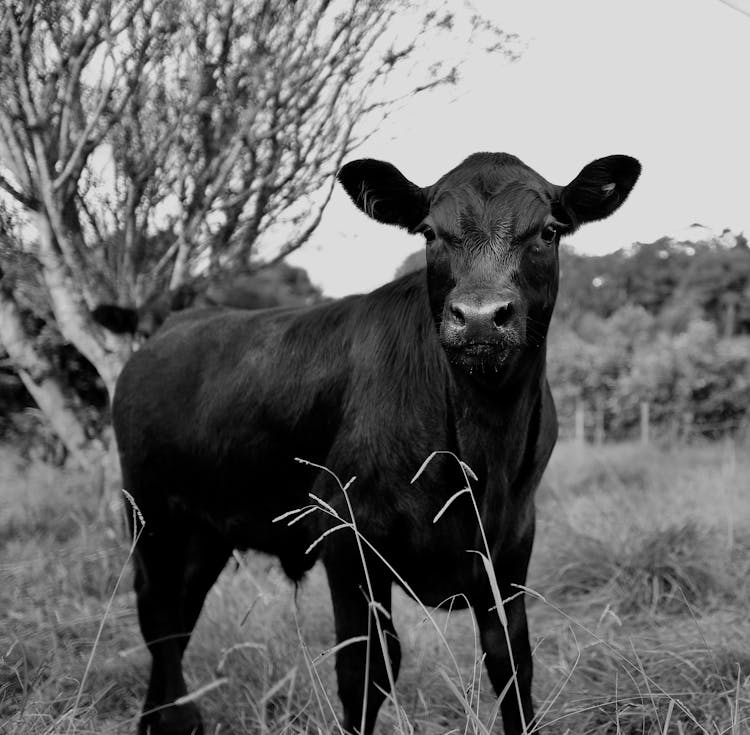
<box><xmin>575</xmin><ymin>398</ymin><xmax>585</xmax><ymax>446</ymax></box>
<box><xmin>640</xmin><ymin>401</ymin><xmax>650</xmax><ymax>446</ymax></box>
<box><xmin>594</xmin><ymin>401</ymin><xmax>604</xmax><ymax>446</ymax></box>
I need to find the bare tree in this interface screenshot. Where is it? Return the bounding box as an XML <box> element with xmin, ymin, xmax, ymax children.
<box><xmin>0</xmin><ymin>0</ymin><xmax>518</xmax><ymax>460</ymax></box>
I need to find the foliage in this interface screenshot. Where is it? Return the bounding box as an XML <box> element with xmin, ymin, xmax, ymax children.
<box><xmin>551</xmin><ymin>232</ymin><xmax>750</xmax><ymax>440</ymax></box>
<box><xmin>548</xmin><ymin>313</ymin><xmax>750</xmax><ymax>440</ymax></box>
<box><xmin>556</xmin><ymin>234</ymin><xmax>750</xmax><ymax>336</ymax></box>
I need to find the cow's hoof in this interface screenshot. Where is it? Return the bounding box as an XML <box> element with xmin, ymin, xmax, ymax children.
<box><xmin>138</xmin><ymin>702</ymin><xmax>204</xmax><ymax>735</ymax></box>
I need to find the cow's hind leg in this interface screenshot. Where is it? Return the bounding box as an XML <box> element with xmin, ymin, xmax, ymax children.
<box><xmin>133</xmin><ymin>509</ymin><xmax>231</xmax><ymax>735</ymax></box>
<box><xmin>325</xmin><ymin>540</ymin><xmax>400</xmax><ymax>735</ymax></box>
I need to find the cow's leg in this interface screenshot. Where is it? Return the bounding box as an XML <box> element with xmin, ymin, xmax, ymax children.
<box><xmin>324</xmin><ymin>541</ymin><xmax>400</xmax><ymax>735</ymax></box>
<box><xmin>133</xmin><ymin>513</ymin><xmax>230</xmax><ymax>735</ymax></box>
<box><xmin>178</xmin><ymin>530</ymin><xmax>232</xmax><ymax>656</ymax></box>
<box><xmin>475</xmin><ymin>542</ymin><xmax>535</xmax><ymax>735</ymax></box>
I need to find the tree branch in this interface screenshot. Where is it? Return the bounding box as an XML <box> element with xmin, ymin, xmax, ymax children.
<box><xmin>0</xmin><ymin>172</ymin><xmax>38</xmax><ymax>209</ymax></box>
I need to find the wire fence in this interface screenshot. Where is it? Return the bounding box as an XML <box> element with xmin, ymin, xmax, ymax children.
<box><xmin>557</xmin><ymin>398</ymin><xmax>750</xmax><ymax>446</ymax></box>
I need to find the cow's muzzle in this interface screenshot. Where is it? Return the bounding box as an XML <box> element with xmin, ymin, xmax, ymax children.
<box><xmin>440</xmin><ymin>297</ymin><xmax>525</xmax><ymax>372</ymax></box>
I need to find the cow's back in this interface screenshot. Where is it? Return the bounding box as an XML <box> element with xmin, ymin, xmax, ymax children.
<box><xmin>115</xmin><ymin>301</ymin><xmax>347</xmax><ymax>462</ymax></box>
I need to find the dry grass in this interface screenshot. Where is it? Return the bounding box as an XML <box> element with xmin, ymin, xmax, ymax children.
<box><xmin>1</xmin><ymin>439</ymin><xmax>750</xmax><ymax>734</ymax></box>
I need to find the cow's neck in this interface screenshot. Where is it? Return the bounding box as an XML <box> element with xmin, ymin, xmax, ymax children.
<box><xmin>448</xmin><ymin>344</ymin><xmax>547</xmax><ymax>432</ymax></box>
<box><xmin>446</xmin><ymin>345</ymin><xmax>547</xmax><ymax>536</ymax></box>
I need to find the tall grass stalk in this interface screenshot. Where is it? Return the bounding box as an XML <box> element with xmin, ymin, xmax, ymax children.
<box><xmin>62</xmin><ymin>490</ymin><xmax>145</xmax><ymax>735</ymax></box>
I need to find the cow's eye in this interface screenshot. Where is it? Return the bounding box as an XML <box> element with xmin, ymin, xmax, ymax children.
<box><xmin>421</xmin><ymin>226</ymin><xmax>436</xmax><ymax>243</ymax></box>
<box><xmin>540</xmin><ymin>224</ymin><xmax>558</xmax><ymax>244</ymax></box>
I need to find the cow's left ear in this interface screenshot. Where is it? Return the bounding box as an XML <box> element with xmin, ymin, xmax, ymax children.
<box><xmin>561</xmin><ymin>155</ymin><xmax>641</xmax><ymax>228</ymax></box>
<box><xmin>338</xmin><ymin>159</ymin><xmax>429</xmax><ymax>232</ymax></box>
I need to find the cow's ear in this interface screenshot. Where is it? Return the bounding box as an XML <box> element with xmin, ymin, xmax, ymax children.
<box><xmin>91</xmin><ymin>304</ymin><xmax>139</xmax><ymax>335</ymax></box>
<box><xmin>338</xmin><ymin>159</ymin><xmax>429</xmax><ymax>231</ymax></box>
<box><xmin>561</xmin><ymin>155</ymin><xmax>641</xmax><ymax>228</ymax></box>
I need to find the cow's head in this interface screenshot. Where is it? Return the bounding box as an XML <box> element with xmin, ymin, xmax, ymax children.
<box><xmin>339</xmin><ymin>152</ymin><xmax>640</xmax><ymax>375</ymax></box>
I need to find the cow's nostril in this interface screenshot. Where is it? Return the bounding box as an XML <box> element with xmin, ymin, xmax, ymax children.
<box><xmin>492</xmin><ymin>302</ymin><xmax>514</xmax><ymax>328</ymax></box>
<box><xmin>449</xmin><ymin>304</ymin><xmax>466</xmax><ymax>326</ymax></box>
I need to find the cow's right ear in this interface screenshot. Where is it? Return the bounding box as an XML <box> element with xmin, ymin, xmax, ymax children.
<box><xmin>338</xmin><ymin>159</ymin><xmax>429</xmax><ymax>231</ymax></box>
<box><xmin>560</xmin><ymin>155</ymin><xmax>641</xmax><ymax>229</ymax></box>
<box><xmin>91</xmin><ymin>304</ymin><xmax>139</xmax><ymax>335</ymax></box>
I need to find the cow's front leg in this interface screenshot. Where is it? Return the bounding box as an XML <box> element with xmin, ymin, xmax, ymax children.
<box><xmin>476</xmin><ymin>591</ymin><xmax>533</xmax><ymax>734</ymax></box>
<box><xmin>324</xmin><ymin>538</ymin><xmax>400</xmax><ymax>735</ymax></box>
<box><xmin>474</xmin><ymin>536</ymin><xmax>535</xmax><ymax>735</ymax></box>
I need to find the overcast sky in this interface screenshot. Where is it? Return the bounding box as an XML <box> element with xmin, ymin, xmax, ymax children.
<box><xmin>289</xmin><ymin>0</ymin><xmax>750</xmax><ymax>296</ymax></box>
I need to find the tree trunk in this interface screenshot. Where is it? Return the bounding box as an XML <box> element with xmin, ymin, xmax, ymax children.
<box><xmin>33</xmin><ymin>214</ymin><xmax>131</xmax><ymax>396</ymax></box>
<box><xmin>0</xmin><ymin>285</ymin><xmax>102</xmax><ymax>467</ymax></box>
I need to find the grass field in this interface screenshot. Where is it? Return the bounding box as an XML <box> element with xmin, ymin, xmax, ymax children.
<box><xmin>2</xmin><ymin>439</ymin><xmax>749</xmax><ymax>734</ymax></box>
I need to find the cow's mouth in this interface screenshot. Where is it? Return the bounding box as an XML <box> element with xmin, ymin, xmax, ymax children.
<box><xmin>462</xmin><ymin>342</ymin><xmax>496</xmax><ymax>355</ymax></box>
<box><xmin>443</xmin><ymin>338</ymin><xmax>521</xmax><ymax>373</ymax></box>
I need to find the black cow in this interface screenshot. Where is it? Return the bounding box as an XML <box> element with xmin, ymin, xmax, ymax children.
<box><xmin>113</xmin><ymin>152</ymin><xmax>640</xmax><ymax>735</ymax></box>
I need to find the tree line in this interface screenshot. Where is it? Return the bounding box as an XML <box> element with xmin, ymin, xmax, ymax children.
<box><xmin>551</xmin><ymin>233</ymin><xmax>750</xmax><ymax>441</ymax></box>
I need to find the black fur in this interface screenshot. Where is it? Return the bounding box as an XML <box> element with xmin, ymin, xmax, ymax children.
<box><xmin>115</xmin><ymin>151</ymin><xmax>640</xmax><ymax>735</ymax></box>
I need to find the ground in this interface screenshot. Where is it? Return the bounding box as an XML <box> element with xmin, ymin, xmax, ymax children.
<box><xmin>1</xmin><ymin>440</ymin><xmax>749</xmax><ymax>734</ymax></box>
